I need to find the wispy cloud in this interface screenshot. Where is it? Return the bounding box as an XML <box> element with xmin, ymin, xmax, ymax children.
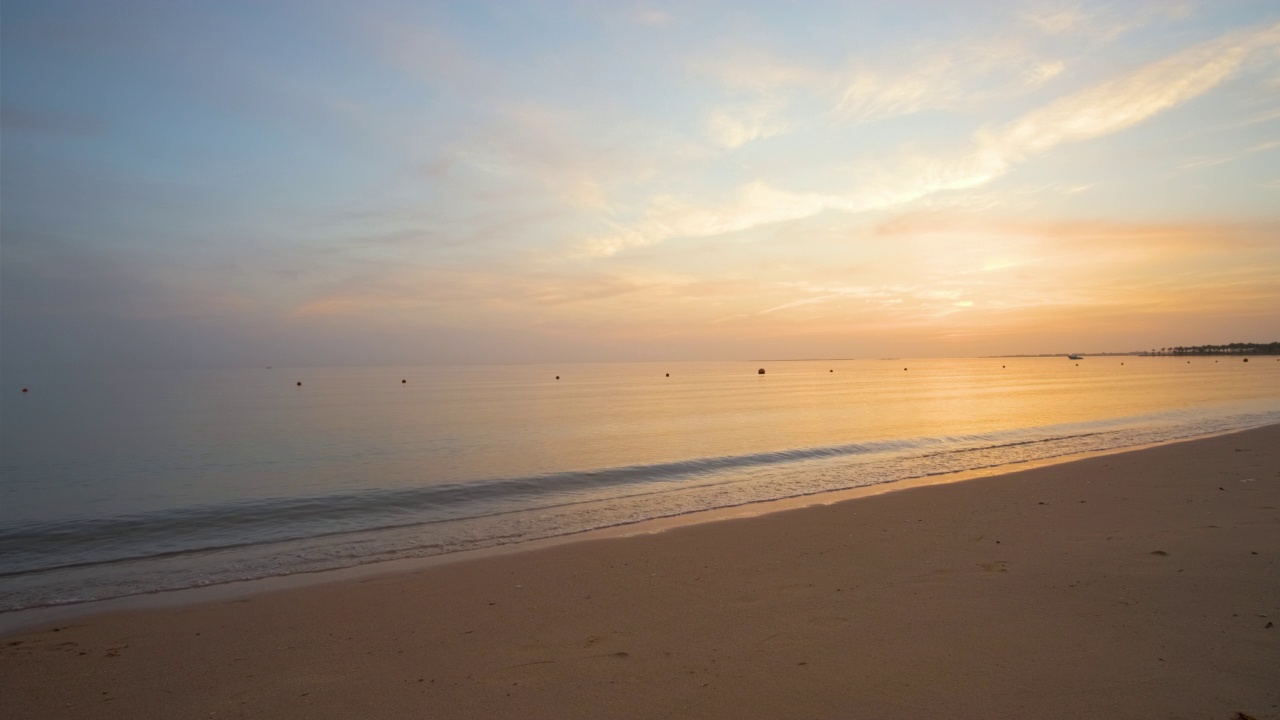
<box><xmin>983</xmin><ymin>23</ymin><xmax>1278</xmax><ymax>162</ymax></box>
<box><xmin>1022</xmin><ymin>1</ymin><xmax>1194</xmax><ymax>41</ymax></box>
<box><xmin>583</xmin><ymin>182</ymin><xmax>837</xmax><ymax>257</ymax></box>
<box><xmin>1024</xmin><ymin>6</ymin><xmax>1091</xmax><ymax>36</ymax></box>
<box><xmin>693</xmin><ymin>25</ymin><xmax>1060</xmax><ymax>142</ymax></box>
<box><xmin>833</xmin><ymin>40</ymin><xmax>1044</xmax><ymax>123</ymax></box>
<box><xmin>706</xmin><ymin>103</ymin><xmax>789</xmax><ymax>149</ymax></box>
<box><xmin>691</xmin><ymin>51</ymin><xmax>829</xmax><ymax>94</ymax></box>
<box><xmin>584</xmin><ymin>21</ymin><xmax>1280</xmax><ymax>256</ymax></box>
<box><xmin>1178</xmin><ymin>140</ymin><xmax>1280</xmax><ymax>170</ymax></box>
<box><xmin>1240</xmin><ymin>106</ymin><xmax>1280</xmax><ymax>125</ymax></box>
<box><xmin>1023</xmin><ymin>60</ymin><xmax>1065</xmax><ymax>86</ymax></box>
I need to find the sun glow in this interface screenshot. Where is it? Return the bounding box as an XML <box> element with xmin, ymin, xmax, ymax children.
<box><xmin>2</xmin><ymin>2</ymin><xmax>1278</xmax><ymax>366</ymax></box>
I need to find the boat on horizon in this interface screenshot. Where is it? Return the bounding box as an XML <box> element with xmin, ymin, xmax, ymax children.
<box><xmin>1067</xmin><ymin>354</ymin><xmax>1083</xmax><ymax>360</ymax></box>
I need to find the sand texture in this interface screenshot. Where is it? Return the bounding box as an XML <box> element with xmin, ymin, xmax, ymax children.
<box><xmin>3</xmin><ymin>425</ymin><xmax>1278</xmax><ymax>719</ymax></box>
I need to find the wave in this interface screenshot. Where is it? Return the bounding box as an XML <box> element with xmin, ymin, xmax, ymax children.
<box><xmin>2</xmin><ymin>405</ymin><xmax>1278</xmax><ymax>610</ymax></box>
<box><xmin>0</xmin><ymin>427</ymin><xmax>1121</xmax><ymax>577</ymax></box>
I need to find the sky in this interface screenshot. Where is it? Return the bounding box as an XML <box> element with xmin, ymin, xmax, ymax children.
<box><xmin>2</xmin><ymin>0</ymin><xmax>1278</xmax><ymax>367</ymax></box>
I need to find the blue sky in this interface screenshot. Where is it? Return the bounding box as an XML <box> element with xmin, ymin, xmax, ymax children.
<box><xmin>3</xmin><ymin>1</ymin><xmax>1279</xmax><ymax>367</ymax></box>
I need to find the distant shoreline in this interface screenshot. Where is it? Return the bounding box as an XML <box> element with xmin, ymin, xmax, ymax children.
<box><xmin>983</xmin><ymin>352</ymin><xmax>1148</xmax><ymax>358</ymax></box>
<box><xmin>987</xmin><ymin>351</ymin><xmax>1280</xmax><ymax>358</ymax></box>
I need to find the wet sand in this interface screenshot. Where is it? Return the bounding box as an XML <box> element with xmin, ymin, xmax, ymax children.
<box><xmin>3</xmin><ymin>425</ymin><xmax>1278</xmax><ymax>719</ymax></box>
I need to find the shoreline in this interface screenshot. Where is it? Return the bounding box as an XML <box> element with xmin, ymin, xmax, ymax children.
<box><xmin>3</xmin><ymin>423</ymin><xmax>1278</xmax><ymax>718</ymax></box>
<box><xmin>0</xmin><ymin>422</ymin><xmax>1272</xmax><ymax>635</ymax></box>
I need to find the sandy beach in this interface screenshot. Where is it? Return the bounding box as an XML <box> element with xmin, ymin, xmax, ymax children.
<box><xmin>3</xmin><ymin>425</ymin><xmax>1278</xmax><ymax>719</ymax></box>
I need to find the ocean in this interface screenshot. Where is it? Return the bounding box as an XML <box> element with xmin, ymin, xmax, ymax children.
<box><xmin>2</xmin><ymin>357</ymin><xmax>1278</xmax><ymax>612</ymax></box>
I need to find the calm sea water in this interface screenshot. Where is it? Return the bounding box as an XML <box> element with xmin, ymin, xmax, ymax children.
<box><xmin>2</xmin><ymin>357</ymin><xmax>1278</xmax><ymax>611</ymax></box>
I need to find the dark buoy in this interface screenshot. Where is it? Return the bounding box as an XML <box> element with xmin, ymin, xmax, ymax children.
<box><xmin>1243</xmin><ymin>358</ymin><xmax>1248</xmax><ymax>362</ymax></box>
<box><xmin>829</xmin><ymin>369</ymin><xmax>833</xmax><ymax>373</ymax></box>
<box><xmin>296</xmin><ymin>381</ymin><xmax>302</xmax><ymax>386</ymax></box>
<box><xmin>665</xmin><ymin>373</ymin><xmax>669</xmax><ymax>377</ymax></box>
<box><xmin>757</xmin><ymin>368</ymin><xmax>765</xmax><ymax>375</ymax></box>
<box><xmin>556</xmin><ymin>375</ymin><xmax>560</xmax><ymax>380</ymax></box>
<box><xmin>22</xmin><ymin>387</ymin><xmax>29</xmax><ymax>393</ymax></box>
<box><xmin>904</xmin><ymin>367</ymin><xmax>908</xmax><ymax>371</ymax></box>
<box><xmin>402</xmin><ymin>379</ymin><xmax>407</xmax><ymax>383</ymax></box>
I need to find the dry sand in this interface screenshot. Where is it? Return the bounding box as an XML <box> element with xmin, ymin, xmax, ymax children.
<box><xmin>3</xmin><ymin>425</ymin><xmax>1278</xmax><ymax>719</ymax></box>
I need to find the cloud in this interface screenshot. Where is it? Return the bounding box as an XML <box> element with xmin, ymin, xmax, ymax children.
<box><xmin>835</xmin><ymin>62</ymin><xmax>948</xmax><ymax>122</ymax></box>
<box><xmin>581</xmin><ymin>150</ymin><xmax>1012</xmax><ymax>257</ymax></box>
<box><xmin>1023</xmin><ymin>60</ymin><xmax>1065</xmax><ymax>86</ymax></box>
<box><xmin>1178</xmin><ymin>140</ymin><xmax>1280</xmax><ymax>170</ymax></box>
<box><xmin>983</xmin><ymin>23</ymin><xmax>1278</xmax><ymax>163</ymax></box>
<box><xmin>834</xmin><ymin>53</ymin><xmax>1023</xmax><ymax>122</ymax></box>
<box><xmin>685</xmin><ymin>50</ymin><xmax>823</xmax><ymax>149</ymax></box>
<box><xmin>706</xmin><ymin>104</ymin><xmax>788</xmax><ymax>149</ymax></box>
<box><xmin>832</xmin><ymin>37</ymin><xmax>1063</xmax><ymax>123</ymax></box>
<box><xmin>756</xmin><ymin>294</ymin><xmax>842</xmax><ymax>315</ymax></box>
<box><xmin>433</xmin><ymin>99</ymin><xmax>665</xmax><ymax>215</ymax></box>
<box><xmin>584</xmin><ymin>21</ymin><xmax>1280</xmax><ymax>256</ymax></box>
<box><xmin>1241</xmin><ymin>106</ymin><xmax>1280</xmax><ymax>125</ymax></box>
<box><xmin>691</xmin><ymin>51</ymin><xmax>828</xmax><ymax>93</ymax></box>
<box><xmin>582</xmin><ymin>182</ymin><xmax>838</xmax><ymax>257</ymax></box>
<box><xmin>1022</xmin><ymin>1</ymin><xmax>1195</xmax><ymax>41</ymax></box>
<box><xmin>834</xmin><ymin>49</ymin><xmax>1001</xmax><ymax>122</ymax></box>
<box><xmin>1024</xmin><ymin>6</ymin><xmax>1089</xmax><ymax>36</ymax></box>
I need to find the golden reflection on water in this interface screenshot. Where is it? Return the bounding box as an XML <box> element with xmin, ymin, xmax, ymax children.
<box><xmin>3</xmin><ymin>357</ymin><xmax>1277</xmax><ymax>519</ymax></box>
<box><xmin>276</xmin><ymin>356</ymin><xmax>1278</xmax><ymax>491</ymax></box>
